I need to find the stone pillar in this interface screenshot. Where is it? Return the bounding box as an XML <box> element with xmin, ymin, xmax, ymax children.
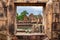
<box><xmin>7</xmin><ymin>0</ymin><xmax>15</xmax><ymax>35</ymax></box>
<box><xmin>52</xmin><ymin>0</ymin><xmax>60</xmax><ymax>40</ymax></box>
<box><xmin>45</xmin><ymin>0</ymin><xmax>60</xmax><ymax>40</ymax></box>
<box><xmin>45</xmin><ymin>0</ymin><xmax>53</xmax><ymax>39</ymax></box>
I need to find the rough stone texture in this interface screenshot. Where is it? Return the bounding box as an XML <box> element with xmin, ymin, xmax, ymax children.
<box><xmin>45</xmin><ymin>0</ymin><xmax>53</xmax><ymax>39</ymax></box>
<box><xmin>14</xmin><ymin>0</ymin><xmax>48</xmax><ymax>3</ymax></box>
<box><xmin>45</xmin><ymin>0</ymin><xmax>60</xmax><ymax>40</ymax></box>
<box><xmin>0</xmin><ymin>32</ymin><xmax>7</xmax><ymax>40</ymax></box>
<box><xmin>52</xmin><ymin>1</ymin><xmax>60</xmax><ymax>40</ymax></box>
<box><xmin>0</xmin><ymin>0</ymin><xmax>7</xmax><ymax>31</ymax></box>
<box><xmin>52</xmin><ymin>0</ymin><xmax>60</xmax><ymax>2</ymax></box>
<box><xmin>0</xmin><ymin>0</ymin><xmax>60</xmax><ymax>40</ymax></box>
<box><xmin>7</xmin><ymin>0</ymin><xmax>15</xmax><ymax>35</ymax></box>
<box><xmin>53</xmin><ymin>2</ymin><xmax>60</xmax><ymax>13</ymax></box>
<box><xmin>0</xmin><ymin>0</ymin><xmax>15</xmax><ymax>40</ymax></box>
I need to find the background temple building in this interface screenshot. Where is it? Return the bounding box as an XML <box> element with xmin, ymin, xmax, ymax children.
<box><xmin>16</xmin><ymin>13</ymin><xmax>43</xmax><ymax>33</ymax></box>
<box><xmin>0</xmin><ymin>0</ymin><xmax>60</xmax><ymax>40</ymax></box>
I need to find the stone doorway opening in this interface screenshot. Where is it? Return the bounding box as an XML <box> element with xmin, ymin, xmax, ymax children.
<box><xmin>14</xmin><ymin>3</ymin><xmax>46</xmax><ymax>40</ymax></box>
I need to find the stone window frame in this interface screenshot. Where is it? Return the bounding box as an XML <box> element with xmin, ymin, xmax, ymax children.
<box><xmin>14</xmin><ymin>3</ymin><xmax>46</xmax><ymax>33</ymax></box>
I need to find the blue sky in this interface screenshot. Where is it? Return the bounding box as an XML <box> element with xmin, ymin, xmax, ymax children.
<box><xmin>16</xmin><ymin>6</ymin><xmax>43</xmax><ymax>15</ymax></box>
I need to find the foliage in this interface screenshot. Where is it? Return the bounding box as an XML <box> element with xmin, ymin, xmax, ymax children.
<box><xmin>16</xmin><ymin>10</ymin><xmax>42</xmax><ymax>20</ymax></box>
<box><xmin>16</xmin><ymin>10</ymin><xmax>28</xmax><ymax>20</ymax></box>
<box><xmin>21</xmin><ymin>10</ymin><xmax>28</xmax><ymax>16</ymax></box>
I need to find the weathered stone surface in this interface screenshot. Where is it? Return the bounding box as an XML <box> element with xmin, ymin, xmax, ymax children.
<box><xmin>0</xmin><ymin>0</ymin><xmax>60</xmax><ymax>40</ymax></box>
<box><xmin>0</xmin><ymin>0</ymin><xmax>7</xmax><ymax>31</ymax></box>
<box><xmin>53</xmin><ymin>2</ymin><xmax>60</xmax><ymax>13</ymax></box>
<box><xmin>7</xmin><ymin>0</ymin><xmax>15</xmax><ymax>35</ymax></box>
<box><xmin>15</xmin><ymin>0</ymin><xmax>27</xmax><ymax>3</ymax></box>
<box><xmin>0</xmin><ymin>32</ymin><xmax>7</xmax><ymax>40</ymax></box>
<box><xmin>52</xmin><ymin>0</ymin><xmax>60</xmax><ymax>2</ymax></box>
<box><xmin>0</xmin><ymin>0</ymin><xmax>15</xmax><ymax>38</ymax></box>
<box><xmin>45</xmin><ymin>0</ymin><xmax>53</xmax><ymax>39</ymax></box>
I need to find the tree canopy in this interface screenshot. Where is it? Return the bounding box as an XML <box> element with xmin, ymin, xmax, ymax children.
<box><xmin>16</xmin><ymin>10</ymin><xmax>42</xmax><ymax>21</ymax></box>
<box><xmin>16</xmin><ymin>10</ymin><xmax>28</xmax><ymax>20</ymax></box>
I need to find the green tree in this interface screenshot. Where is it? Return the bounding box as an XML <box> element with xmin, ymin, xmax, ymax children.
<box><xmin>21</xmin><ymin>10</ymin><xmax>28</xmax><ymax>16</ymax></box>
<box><xmin>16</xmin><ymin>10</ymin><xmax>28</xmax><ymax>20</ymax></box>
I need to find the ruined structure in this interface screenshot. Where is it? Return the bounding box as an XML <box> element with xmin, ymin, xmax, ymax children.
<box><xmin>45</xmin><ymin>0</ymin><xmax>60</xmax><ymax>40</ymax></box>
<box><xmin>0</xmin><ymin>0</ymin><xmax>15</xmax><ymax>40</ymax></box>
<box><xmin>0</xmin><ymin>0</ymin><xmax>60</xmax><ymax>40</ymax></box>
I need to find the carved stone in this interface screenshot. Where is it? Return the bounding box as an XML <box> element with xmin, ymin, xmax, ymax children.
<box><xmin>0</xmin><ymin>0</ymin><xmax>60</xmax><ymax>40</ymax></box>
<box><xmin>53</xmin><ymin>2</ymin><xmax>60</xmax><ymax>13</ymax></box>
<box><xmin>52</xmin><ymin>0</ymin><xmax>60</xmax><ymax>2</ymax></box>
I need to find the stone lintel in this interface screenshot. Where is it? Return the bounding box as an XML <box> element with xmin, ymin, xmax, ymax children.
<box><xmin>52</xmin><ymin>0</ymin><xmax>60</xmax><ymax>2</ymax></box>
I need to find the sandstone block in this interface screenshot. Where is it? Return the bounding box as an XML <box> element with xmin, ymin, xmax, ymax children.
<box><xmin>52</xmin><ymin>0</ymin><xmax>60</xmax><ymax>2</ymax></box>
<box><xmin>53</xmin><ymin>2</ymin><xmax>60</xmax><ymax>13</ymax></box>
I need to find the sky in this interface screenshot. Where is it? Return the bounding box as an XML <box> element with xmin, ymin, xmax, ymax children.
<box><xmin>16</xmin><ymin>6</ymin><xmax>43</xmax><ymax>15</ymax></box>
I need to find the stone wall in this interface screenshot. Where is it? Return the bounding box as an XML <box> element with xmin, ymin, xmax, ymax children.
<box><xmin>52</xmin><ymin>0</ymin><xmax>60</xmax><ymax>40</ymax></box>
<box><xmin>0</xmin><ymin>0</ymin><xmax>60</xmax><ymax>40</ymax></box>
<box><xmin>45</xmin><ymin>0</ymin><xmax>53</xmax><ymax>39</ymax></box>
<box><xmin>45</xmin><ymin>0</ymin><xmax>60</xmax><ymax>40</ymax></box>
<box><xmin>0</xmin><ymin>0</ymin><xmax>15</xmax><ymax>37</ymax></box>
<box><xmin>7</xmin><ymin>0</ymin><xmax>15</xmax><ymax>35</ymax></box>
